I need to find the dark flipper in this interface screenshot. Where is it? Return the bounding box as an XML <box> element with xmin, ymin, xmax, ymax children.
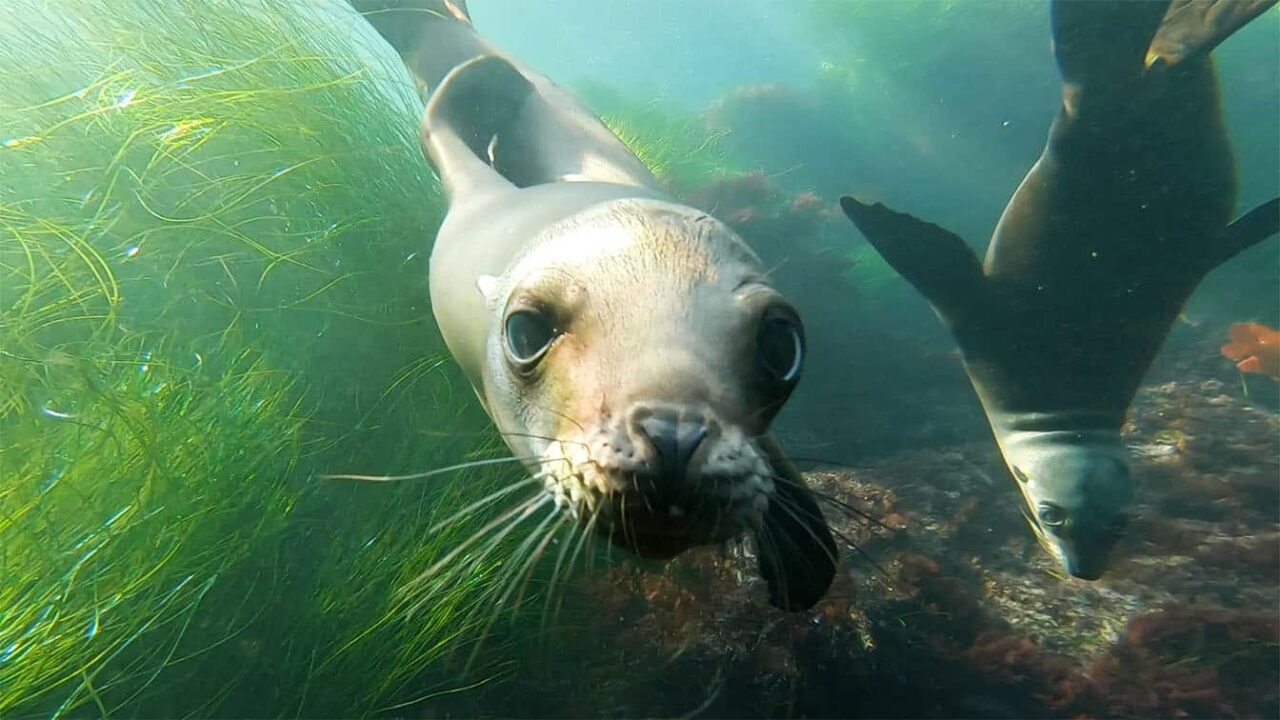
<box><xmin>422</xmin><ymin>53</ymin><xmax>658</xmax><ymax>193</ymax></box>
<box><xmin>1148</xmin><ymin>0</ymin><xmax>1279</xmax><ymax>67</ymax></box>
<box><xmin>355</xmin><ymin>1</ymin><xmax>659</xmax><ymax>192</ymax></box>
<box><xmin>1050</xmin><ymin>0</ymin><xmax>1173</xmax><ymax>85</ymax></box>
<box><xmin>348</xmin><ymin>0</ymin><xmax>484</xmax><ymax>94</ymax></box>
<box><xmin>424</xmin><ymin>55</ymin><xmax>534</xmax><ymax>166</ymax></box>
<box><xmin>1208</xmin><ymin>197</ymin><xmax>1280</xmax><ymax>270</ymax></box>
<box><xmin>421</xmin><ymin>55</ymin><xmax>531</xmax><ymax>198</ymax></box>
<box><xmin>840</xmin><ymin>196</ymin><xmax>988</xmax><ymax>320</ymax></box>
<box><xmin>754</xmin><ymin>458</ymin><xmax>837</xmax><ymax>612</ymax></box>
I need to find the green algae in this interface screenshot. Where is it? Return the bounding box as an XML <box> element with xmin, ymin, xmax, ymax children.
<box><xmin>0</xmin><ymin>346</ymin><xmax>305</xmax><ymax>716</ymax></box>
<box><xmin>0</xmin><ymin>1</ymin><xmax>541</xmax><ymax>716</ymax></box>
<box><xmin>580</xmin><ymin>83</ymin><xmax>745</xmax><ymax>196</ymax></box>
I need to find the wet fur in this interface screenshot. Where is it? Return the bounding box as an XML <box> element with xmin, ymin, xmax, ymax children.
<box><xmin>350</xmin><ymin>0</ymin><xmax>838</xmax><ymax>610</ymax></box>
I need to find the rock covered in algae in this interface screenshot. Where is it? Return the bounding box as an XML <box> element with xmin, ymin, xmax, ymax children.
<box><xmin>424</xmin><ymin>337</ymin><xmax>1277</xmax><ymax>719</ymax></box>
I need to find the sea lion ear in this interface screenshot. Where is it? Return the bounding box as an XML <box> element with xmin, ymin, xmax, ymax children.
<box><xmin>1206</xmin><ymin>197</ymin><xmax>1280</xmax><ymax>271</ymax></box>
<box><xmin>476</xmin><ymin>274</ymin><xmax>500</xmax><ymax>302</ymax></box>
<box><xmin>840</xmin><ymin>195</ymin><xmax>988</xmax><ymax>321</ymax></box>
<box><xmin>753</xmin><ymin>461</ymin><xmax>838</xmax><ymax>612</ymax></box>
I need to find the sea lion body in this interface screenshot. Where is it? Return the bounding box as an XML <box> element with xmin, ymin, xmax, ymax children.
<box><xmin>351</xmin><ymin>1</ymin><xmax>837</xmax><ymax>609</ymax></box>
<box><xmin>842</xmin><ymin>0</ymin><xmax>1279</xmax><ymax>579</ymax></box>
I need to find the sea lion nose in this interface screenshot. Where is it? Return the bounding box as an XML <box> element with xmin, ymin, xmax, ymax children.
<box><xmin>631</xmin><ymin>406</ymin><xmax>710</xmax><ymax>484</ymax></box>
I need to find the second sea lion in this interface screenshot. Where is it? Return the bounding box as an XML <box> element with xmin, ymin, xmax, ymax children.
<box><xmin>841</xmin><ymin>0</ymin><xmax>1279</xmax><ymax>579</ymax></box>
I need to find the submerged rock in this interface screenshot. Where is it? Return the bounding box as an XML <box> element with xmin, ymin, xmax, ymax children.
<box><xmin>433</xmin><ymin>368</ymin><xmax>1277</xmax><ymax>719</ymax></box>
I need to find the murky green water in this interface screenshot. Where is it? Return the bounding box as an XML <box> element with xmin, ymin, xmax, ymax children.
<box><xmin>2</xmin><ymin>2</ymin><xmax>1276</xmax><ymax>718</ymax></box>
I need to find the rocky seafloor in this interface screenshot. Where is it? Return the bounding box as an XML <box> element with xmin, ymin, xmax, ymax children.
<box><xmin>423</xmin><ymin>339</ymin><xmax>1278</xmax><ymax>720</ymax></box>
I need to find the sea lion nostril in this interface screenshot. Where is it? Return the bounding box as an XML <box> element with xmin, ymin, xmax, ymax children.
<box><xmin>636</xmin><ymin>410</ymin><xmax>709</xmax><ymax>482</ymax></box>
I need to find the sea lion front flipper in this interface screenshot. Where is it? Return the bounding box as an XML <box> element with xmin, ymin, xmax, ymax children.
<box><xmin>349</xmin><ymin>0</ymin><xmax>486</xmax><ymax>95</ymax></box>
<box><xmin>753</xmin><ymin>440</ymin><xmax>837</xmax><ymax>612</ymax></box>
<box><xmin>1147</xmin><ymin>0</ymin><xmax>1279</xmax><ymax>67</ymax></box>
<box><xmin>839</xmin><ymin>195</ymin><xmax>988</xmax><ymax>320</ymax></box>
<box><xmin>1050</xmin><ymin>0</ymin><xmax>1173</xmax><ymax>87</ymax></box>
<box><xmin>421</xmin><ymin>55</ymin><xmax>529</xmax><ymax>200</ymax></box>
<box><xmin>1207</xmin><ymin>196</ymin><xmax>1280</xmax><ymax>270</ymax></box>
<box><xmin>423</xmin><ymin>57</ymin><xmax>658</xmax><ymax>194</ymax></box>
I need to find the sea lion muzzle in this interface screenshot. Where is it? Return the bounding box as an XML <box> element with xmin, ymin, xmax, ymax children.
<box><xmin>585</xmin><ymin>404</ymin><xmax>762</xmax><ymax>560</ymax></box>
<box><xmin>630</xmin><ymin>404</ymin><xmax>713</xmax><ymax>487</ymax></box>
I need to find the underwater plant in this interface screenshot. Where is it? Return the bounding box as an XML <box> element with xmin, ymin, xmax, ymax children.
<box><xmin>577</xmin><ymin>82</ymin><xmax>746</xmax><ymax>196</ymax></box>
<box><xmin>0</xmin><ymin>345</ymin><xmax>304</xmax><ymax>715</ymax></box>
<box><xmin>0</xmin><ymin>0</ymin><xmax>558</xmax><ymax>716</ymax></box>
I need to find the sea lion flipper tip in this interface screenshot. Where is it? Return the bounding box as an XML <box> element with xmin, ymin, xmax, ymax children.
<box><xmin>755</xmin><ymin>471</ymin><xmax>837</xmax><ymax>612</ymax></box>
<box><xmin>839</xmin><ymin>195</ymin><xmax>987</xmax><ymax>319</ymax></box>
<box><xmin>1208</xmin><ymin>196</ymin><xmax>1280</xmax><ymax>270</ymax></box>
<box><xmin>1147</xmin><ymin>0</ymin><xmax>1279</xmax><ymax>67</ymax></box>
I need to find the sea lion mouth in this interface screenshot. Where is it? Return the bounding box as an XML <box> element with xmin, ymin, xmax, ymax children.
<box><xmin>593</xmin><ymin>480</ymin><xmax>772</xmax><ymax>559</ymax></box>
<box><xmin>540</xmin><ymin>437</ymin><xmax>774</xmax><ymax>559</ymax></box>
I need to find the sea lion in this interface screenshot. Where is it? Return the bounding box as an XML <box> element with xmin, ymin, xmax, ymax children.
<box><xmin>840</xmin><ymin>0</ymin><xmax>1280</xmax><ymax>580</ymax></box>
<box><xmin>350</xmin><ymin>1</ymin><xmax>837</xmax><ymax>610</ymax></box>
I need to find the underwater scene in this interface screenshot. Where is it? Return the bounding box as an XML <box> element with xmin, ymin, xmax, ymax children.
<box><xmin>1</xmin><ymin>1</ymin><xmax>1277</xmax><ymax>718</ymax></box>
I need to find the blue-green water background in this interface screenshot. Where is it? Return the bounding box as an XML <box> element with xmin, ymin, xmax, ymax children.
<box><xmin>472</xmin><ymin>0</ymin><xmax>1279</xmax><ymax>458</ymax></box>
<box><xmin>2</xmin><ymin>1</ymin><xmax>1276</xmax><ymax>718</ymax></box>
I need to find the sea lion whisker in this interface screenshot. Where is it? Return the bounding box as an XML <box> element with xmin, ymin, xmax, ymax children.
<box><xmin>471</xmin><ymin>505</ymin><xmax>561</xmax><ymax>638</ymax></box>
<box><xmin>767</xmin><ymin>473</ymin><xmax>892</xmax><ymax>532</ymax></box>
<box><xmin>753</xmin><ymin>522</ymin><xmax>790</xmax><ymax>607</ymax></box>
<box><xmin>318</xmin><ymin>454</ymin><xmax>555</xmax><ymax>483</ymax></box>
<box><xmin>768</xmin><ymin>486</ymin><xmax>870</xmax><ymax>566</ymax></box>
<box><xmin>593</xmin><ymin>497</ymin><xmax>614</xmax><ymax>573</ymax></box>
<box><xmin>764</xmin><ymin>493</ymin><xmax>841</xmax><ymax>569</ymax></box>
<box><xmin>498</xmin><ymin>430</ymin><xmax>591</xmax><ymax>451</ymax></box>
<box><xmin>526</xmin><ymin>396</ymin><xmax>586</xmax><ymax>435</ymax></box>
<box><xmin>411</xmin><ymin>429</ymin><xmax>590</xmax><ymax>453</ymax></box>
<box><xmin>541</xmin><ymin>511</ymin><xmax>581</xmax><ymax>629</ymax></box>
<box><xmin>555</xmin><ymin>504</ymin><xmax>602</xmax><ymax>622</ymax></box>
<box><xmin>762</xmin><ymin>501</ymin><xmax>854</xmax><ymax>604</ymax></box>
<box><xmin>463</xmin><ymin>506</ymin><xmax>563</xmax><ymax>675</ymax></box>
<box><xmin>769</xmin><ymin>491</ymin><xmax>894</xmax><ymax>589</ymax></box>
<box><xmin>787</xmin><ymin>456</ymin><xmax>863</xmax><ymax>471</ymax></box>
<box><xmin>402</xmin><ymin>495</ymin><xmax>551</xmax><ymax>623</ymax></box>
<box><xmin>398</xmin><ymin>494</ymin><xmax>551</xmax><ymax>602</ymax></box>
<box><xmin>507</xmin><ymin>512</ymin><xmax>569</xmax><ymax>631</ymax></box>
<box><xmin>618</xmin><ymin>493</ymin><xmax>634</xmax><ymax>556</ymax></box>
<box><xmin>467</xmin><ymin>500</ymin><xmax>557</xmax><ymax>590</ymax></box>
<box><xmin>427</xmin><ymin>474</ymin><xmax>545</xmax><ymax>534</ymax></box>
<box><xmin>743</xmin><ymin>397</ymin><xmax>786</xmax><ymax>426</ymax></box>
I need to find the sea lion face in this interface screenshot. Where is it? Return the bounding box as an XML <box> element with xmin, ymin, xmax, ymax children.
<box><xmin>479</xmin><ymin>199</ymin><xmax>804</xmax><ymax>558</ymax></box>
<box><xmin>1001</xmin><ymin>430</ymin><xmax>1134</xmax><ymax>580</ymax></box>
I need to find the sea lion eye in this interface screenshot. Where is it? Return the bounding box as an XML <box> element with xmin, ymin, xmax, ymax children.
<box><xmin>505</xmin><ymin>309</ymin><xmax>559</xmax><ymax>364</ymax></box>
<box><xmin>1037</xmin><ymin>503</ymin><xmax>1067</xmax><ymax>528</ymax></box>
<box><xmin>756</xmin><ymin>314</ymin><xmax>804</xmax><ymax>384</ymax></box>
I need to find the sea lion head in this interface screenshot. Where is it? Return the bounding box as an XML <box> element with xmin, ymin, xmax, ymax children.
<box><xmin>999</xmin><ymin>427</ymin><xmax>1134</xmax><ymax>580</ymax></box>
<box><xmin>476</xmin><ymin>197</ymin><xmax>809</xmax><ymax>561</ymax></box>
